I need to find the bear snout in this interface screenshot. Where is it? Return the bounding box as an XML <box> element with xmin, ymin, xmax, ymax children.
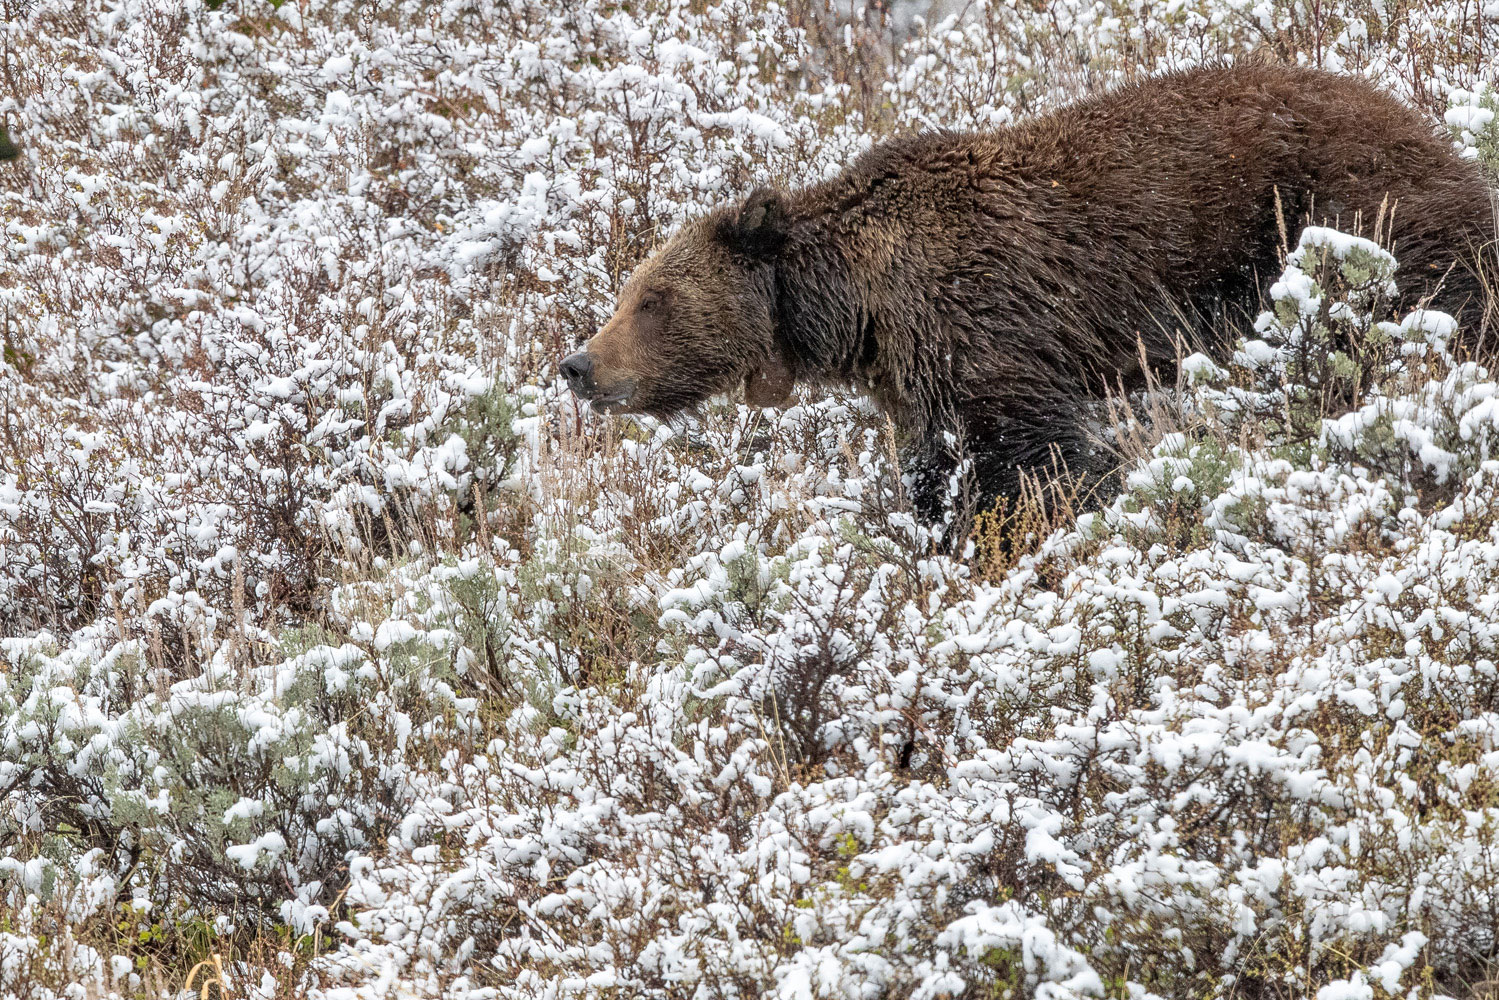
<box><xmin>561</xmin><ymin>350</ymin><xmax>637</xmax><ymax>412</ymax></box>
<box><xmin>560</xmin><ymin>351</ymin><xmax>595</xmax><ymax>390</ymax></box>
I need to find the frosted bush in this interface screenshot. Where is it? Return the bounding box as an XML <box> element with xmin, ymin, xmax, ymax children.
<box><xmin>1449</xmin><ymin>82</ymin><xmax>1499</xmax><ymax>174</ymax></box>
<box><xmin>0</xmin><ymin>623</ymin><xmax>463</xmax><ymax>935</ymax></box>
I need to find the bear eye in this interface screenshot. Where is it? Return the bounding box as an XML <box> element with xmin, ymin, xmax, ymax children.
<box><xmin>638</xmin><ymin>291</ymin><xmax>663</xmax><ymax>314</ymax></box>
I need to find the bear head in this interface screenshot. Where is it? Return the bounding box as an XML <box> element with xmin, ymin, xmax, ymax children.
<box><xmin>560</xmin><ymin>187</ymin><xmax>797</xmax><ymax>418</ymax></box>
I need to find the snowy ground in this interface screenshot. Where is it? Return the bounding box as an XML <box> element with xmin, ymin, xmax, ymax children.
<box><xmin>2</xmin><ymin>0</ymin><xmax>1499</xmax><ymax>997</ymax></box>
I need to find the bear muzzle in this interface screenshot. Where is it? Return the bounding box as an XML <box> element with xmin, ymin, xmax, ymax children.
<box><xmin>560</xmin><ymin>350</ymin><xmax>637</xmax><ymax>413</ymax></box>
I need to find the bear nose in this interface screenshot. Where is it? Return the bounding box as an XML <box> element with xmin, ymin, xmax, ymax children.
<box><xmin>560</xmin><ymin>351</ymin><xmax>595</xmax><ymax>392</ymax></box>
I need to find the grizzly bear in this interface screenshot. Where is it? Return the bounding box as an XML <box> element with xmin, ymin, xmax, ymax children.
<box><xmin>561</xmin><ymin>62</ymin><xmax>1495</xmax><ymax>524</ymax></box>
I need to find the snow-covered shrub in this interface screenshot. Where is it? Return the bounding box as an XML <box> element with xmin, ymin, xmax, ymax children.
<box><xmin>1176</xmin><ymin>226</ymin><xmax>1494</xmax><ymax>507</ymax></box>
<box><xmin>0</xmin><ymin>624</ymin><xmax>462</xmax><ymax>937</ymax></box>
<box><xmin>1188</xmin><ymin>227</ymin><xmax>1404</xmax><ymax>451</ymax></box>
<box><xmin>1449</xmin><ymin>82</ymin><xmax>1499</xmax><ymax>176</ymax></box>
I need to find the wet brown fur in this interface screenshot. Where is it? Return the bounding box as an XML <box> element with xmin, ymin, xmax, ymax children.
<box><xmin>579</xmin><ymin>62</ymin><xmax>1497</xmax><ymax>520</ymax></box>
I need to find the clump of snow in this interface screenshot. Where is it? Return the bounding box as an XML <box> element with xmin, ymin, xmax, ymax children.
<box><xmin>1448</xmin><ymin>82</ymin><xmax>1498</xmax><ymax>161</ymax></box>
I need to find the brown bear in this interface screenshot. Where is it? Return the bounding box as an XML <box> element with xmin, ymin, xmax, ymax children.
<box><xmin>561</xmin><ymin>62</ymin><xmax>1496</xmax><ymax>523</ymax></box>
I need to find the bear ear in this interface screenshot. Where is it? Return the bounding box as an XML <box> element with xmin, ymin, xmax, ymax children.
<box><xmin>743</xmin><ymin>348</ymin><xmax>796</xmax><ymax>408</ymax></box>
<box><xmin>721</xmin><ymin>186</ymin><xmax>789</xmax><ymax>259</ymax></box>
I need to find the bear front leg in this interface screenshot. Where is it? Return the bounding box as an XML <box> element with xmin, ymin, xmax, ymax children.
<box><xmin>906</xmin><ymin>408</ymin><xmax>1119</xmax><ymax>536</ymax></box>
<box><xmin>905</xmin><ymin>427</ymin><xmax>978</xmax><ymax>530</ymax></box>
